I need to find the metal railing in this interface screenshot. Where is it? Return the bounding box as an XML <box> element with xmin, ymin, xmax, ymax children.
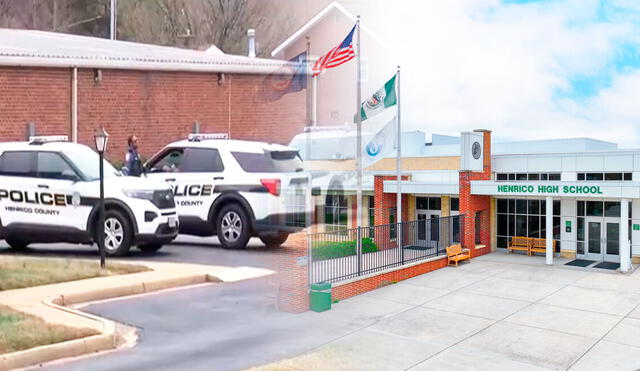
<box><xmin>308</xmin><ymin>215</ymin><xmax>465</xmax><ymax>284</ymax></box>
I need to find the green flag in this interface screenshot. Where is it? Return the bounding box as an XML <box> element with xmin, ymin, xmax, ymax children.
<box><xmin>360</xmin><ymin>74</ymin><xmax>397</xmax><ymax>121</ymax></box>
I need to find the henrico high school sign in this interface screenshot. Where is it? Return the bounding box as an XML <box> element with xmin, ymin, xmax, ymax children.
<box><xmin>497</xmin><ymin>184</ymin><xmax>603</xmax><ymax>195</ymax></box>
<box><xmin>471</xmin><ymin>181</ymin><xmax>640</xmax><ymax>198</ymax></box>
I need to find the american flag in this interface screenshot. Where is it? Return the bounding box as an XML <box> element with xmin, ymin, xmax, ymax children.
<box><xmin>312</xmin><ymin>24</ymin><xmax>357</xmax><ymax>77</ymax></box>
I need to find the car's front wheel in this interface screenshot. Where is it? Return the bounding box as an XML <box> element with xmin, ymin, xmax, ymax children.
<box><xmin>216</xmin><ymin>204</ymin><xmax>251</xmax><ymax>249</ymax></box>
<box><xmin>99</xmin><ymin>209</ymin><xmax>133</xmax><ymax>257</ymax></box>
<box><xmin>5</xmin><ymin>237</ymin><xmax>28</xmax><ymax>251</ymax></box>
<box><xmin>138</xmin><ymin>244</ymin><xmax>164</xmax><ymax>254</ymax></box>
<box><xmin>259</xmin><ymin>232</ymin><xmax>289</xmax><ymax>248</ymax></box>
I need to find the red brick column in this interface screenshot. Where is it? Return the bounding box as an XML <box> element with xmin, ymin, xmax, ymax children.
<box><xmin>459</xmin><ymin>130</ymin><xmax>492</xmax><ymax>257</ymax></box>
<box><xmin>274</xmin><ymin>231</ymin><xmax>309</xmax><ymax>313</ymax></box>
<box><xmin>373</xmin><ymin>175</ymin><xmax>410</xmax><ymax>249</ymax></box>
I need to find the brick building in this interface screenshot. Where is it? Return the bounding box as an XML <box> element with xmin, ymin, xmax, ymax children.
<box><xmin>0</xmin><ymin>29</ymin><xmax>307</xmax><ymax>161</ymax></box>
<box><xmin>297</xmin><ymin>127</ymin><xmax>640</xmax><ymax>273</ymax></box>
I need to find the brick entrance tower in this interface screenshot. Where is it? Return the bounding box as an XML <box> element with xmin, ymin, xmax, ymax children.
<box><xmin>459</xmin><ymin>129</ymin><xmax>492</xmax><ymax>257</ymax></box>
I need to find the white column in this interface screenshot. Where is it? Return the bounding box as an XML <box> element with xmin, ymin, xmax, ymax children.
<box><xmin>620</xmin><ymin>199</ymin><xmax>631</xmax><ymax>272</ymax></box>
<box><xmin>546</xmin><ymin>196</ymin><xmax>553</xmax><ymax>265</ymax></box>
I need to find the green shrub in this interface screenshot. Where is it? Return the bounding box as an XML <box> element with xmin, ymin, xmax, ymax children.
<box><xmin>312</xmin><ymin>237</ymin><xmax>378</xmax><ymax>260</ymax></box>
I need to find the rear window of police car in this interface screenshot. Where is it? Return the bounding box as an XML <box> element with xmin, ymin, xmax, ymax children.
<box><xmin>231</xmin><ymin>150</ymin><xmax>302</xmax><ymax>173</ymax></box>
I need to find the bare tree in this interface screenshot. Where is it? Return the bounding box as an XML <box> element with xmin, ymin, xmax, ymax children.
<box><xmin>1</xmin><ymin>0</ymin><xmax>300</xmax><ymax>58</ymax></box>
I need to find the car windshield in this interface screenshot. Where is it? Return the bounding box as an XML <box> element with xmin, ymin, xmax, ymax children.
<box><xmin>64</xmin><ymin>146</ymin><xmax>120</xmax><ymax>180</ymax></box>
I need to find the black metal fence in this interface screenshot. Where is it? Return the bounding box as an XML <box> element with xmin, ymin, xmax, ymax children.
<box><xmin>308</xmin><ymin>215</ymin><xmax>465</xmax><ymax>284</ymax></box>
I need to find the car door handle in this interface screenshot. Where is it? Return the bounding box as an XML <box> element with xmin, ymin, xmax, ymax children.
<box><xmin>38</xmin><ymin>184</ymin><xmax>49</xmax><ymax>189</ymax></box>
<box><xmin>165</xmin><ymin>178</ymin><xmax>176</xmax><ymax>182</ymax></box>
<box><xmin>213</xmin><ymin>176</ymin><xmax>224</xmax><ymax>180</ymax></box>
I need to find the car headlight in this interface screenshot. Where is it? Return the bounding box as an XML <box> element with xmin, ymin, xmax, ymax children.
<box><xmin>123</xmin><ymin>189</ymin><xmax>155</xmax><ymax>201</ymax></box>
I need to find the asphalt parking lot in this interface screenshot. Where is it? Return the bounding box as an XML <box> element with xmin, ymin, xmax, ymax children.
<box><xmin>42</xmin><ymin>278</ymin><xmax>351</xmax><ymax>371</ymax></box>
<box><xmin>0</xmin><ymin>235</ymin><xmax>278</xmax><ymax>269</ymax></box>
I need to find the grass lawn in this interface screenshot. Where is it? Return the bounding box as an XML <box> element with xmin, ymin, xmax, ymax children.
<box><xmin>311</xmin><ymin>237</ymin><xmax>379</xmax><ymax>260</ymax></box>
<box><xmin>0</xmin><ymin>305</ymin><xmax>98</xmax><ymax>354</ymax></box>
<box><xmin>0</xmin><ymin>257</ymin><xmax>149</xmax><ymax>291</ymax></box>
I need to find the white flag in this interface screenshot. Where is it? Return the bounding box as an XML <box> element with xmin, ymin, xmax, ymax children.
<box><xmin>362</xmin><ymin>116</ymin><xmax>397</xmax><ymax>168</ymax></box>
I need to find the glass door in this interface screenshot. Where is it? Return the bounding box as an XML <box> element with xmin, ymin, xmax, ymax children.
<box><xmin>585</xmin><ymin>220</ymin><xmax>602</xmax><ymax>261</ymax></box>
<box><xmin>417</xmin><ymin>213</ymin><xmax>427</xmax><ymax>246</ymax></box>
<box><xmin>604</xmin><ymin>221</ymin><xmax>620</xmax><ymax>262</ymax></box>
<box><xmin>417</xmin><ymin>211</ymin><xmax>439</xmax><ymax>248</ymax></box>
<box><xmin>583</xmin><ymin>218</ymin><xmax>620</xmax><ymax>262</ymax></box>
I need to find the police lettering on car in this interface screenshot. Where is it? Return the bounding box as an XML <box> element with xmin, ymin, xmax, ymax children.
<box><xmin>0</xmin><ymin>136</ymin><xmax>179</xmax><ymax>256</ymax></box>
<box><xmin>144</xmin><ymin>133</ymin><xmax>312</xmax><ymax>249</ymax></box>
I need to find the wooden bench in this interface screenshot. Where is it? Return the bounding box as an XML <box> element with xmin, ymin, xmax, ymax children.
<box><xmin>446</xmin><ymin>244</ymin><xmax>470</xmax><ymax>267</ymax></box>
<box><xmin>508</xmin><ymin>236</ymin><xmax>531</xmax><ymax>255</ymax></box>
<box><xmin>529</xmin><ymin>238</ymin><xmax>556</xmax><ymax>256</ymax></box>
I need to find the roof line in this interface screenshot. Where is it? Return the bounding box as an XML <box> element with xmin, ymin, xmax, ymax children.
<box><xmin>270</xmin><ymin>1</ymin><xmax>388</xmax><ymax>58</ymax></box>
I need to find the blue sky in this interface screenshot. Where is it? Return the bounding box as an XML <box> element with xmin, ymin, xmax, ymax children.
<box><xmin>370</xmin><ymin>0</ymin><xmax>640</xmax><ymax>146</ymax></box>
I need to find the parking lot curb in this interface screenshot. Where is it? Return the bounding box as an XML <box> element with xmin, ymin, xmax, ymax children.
<box><xmin>0</xmin><ymin>262</ymin><xmax>274</xmax><ymax>370</ymax></box>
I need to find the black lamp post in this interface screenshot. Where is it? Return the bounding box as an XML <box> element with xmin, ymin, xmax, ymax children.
<box><xmin>94</xmin><ymin>127</ymin><xmax>109</xmax><ymax>268</ymax></box>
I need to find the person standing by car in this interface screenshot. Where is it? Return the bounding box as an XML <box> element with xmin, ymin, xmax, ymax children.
<box><xmin>122</xmin><ymin>135</ymin><xmax>143</xmax><ymax>176</ymax></box>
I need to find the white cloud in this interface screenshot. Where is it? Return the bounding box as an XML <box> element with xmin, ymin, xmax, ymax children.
<box><xmin>356</xmin><ymin>0</ymin><xmax>640</xmax><ymax>146</ymax></box>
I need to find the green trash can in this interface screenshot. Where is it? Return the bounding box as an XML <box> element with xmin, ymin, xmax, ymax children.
<box><xmin>309</xmin><ymin>282</ymin><xmax>332</xmax><ymax>312</ymax></box>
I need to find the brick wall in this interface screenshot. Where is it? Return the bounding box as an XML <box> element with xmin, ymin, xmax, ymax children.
<box><xmin>273</xmin><ymin>231</ymin><xmax>309</xmax><ymax>313</ymax></box>
<box><xmin>459</xmin><ymin>130</ymin><xmax>492</xmax><ymax>257</ymax></box>
<box><xmin>0</xmin><ymin>67</ymin><xmax>307</xmax><ymax>161</ymax></box>
<box><xmin>332</xmin><ymin>257</ymin><xmax>448</xmax><ymax>301</ymax></box>
<box><xmin>373</xmin><ymin>175</ymin><xmax>410</xmax><ymax>249</ymax></box>
<box><xmin>0</xmin><ymin>67</ymin><xmax>71</xmax><ymax>141</ymax></box>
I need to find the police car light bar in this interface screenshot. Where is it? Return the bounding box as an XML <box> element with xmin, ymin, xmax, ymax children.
<box><xmin>188</xmin><ymin>133</ymin><xmax>229</xmax><ymax>142</ymax></box>
<box><xmin>28</xmin><ymin>135</ymin><xmax>69</xmax><ymax>144</ymax></box>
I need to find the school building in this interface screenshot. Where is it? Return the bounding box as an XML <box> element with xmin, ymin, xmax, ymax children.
<box><xmin>297</xmin><ymin>129</ymin><xmax>640</xmax><ymax>272</ymax></box>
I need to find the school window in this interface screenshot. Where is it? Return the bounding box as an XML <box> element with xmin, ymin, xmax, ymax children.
<box><xmin>450</xmin><ymin>197</ymin><xmax>459</xmax><ymax>212</ymax></box>
<box><xmin>496</xmin><ymin>198</ymin><xmax>561</xmax><ymax>251</ymax></box>
<box><xmin>368</xmin><ymin>196</ymin><xmax>375</xmax><ymax>227</ymax></box>
<box><xmin>496</xmin><ymin>173</ymin><xmax>561</xmax><ymax>181</ymax></box>
<box><xmin>324</xmin><ymin>193</ymin><xmax>347</xmax><ymax>233</ymax></box>
<box><xmin>389</xmin><ymin>207</ymin><xmax>396</xmax><ymax>240</ymax></box>
<box><xmin>416</xmin><ymin>197</ymin><xmax>440</xmax><ymax>210</ymax></box>
<box><xmin>576</xmin><ymin>172</ymin><xmax>632</xmax><ymax>181</ymax></box>
<box><xmin>367</xmin><ymin>196</ymin><xmax>376</xmax><ymax>238</ymax></box>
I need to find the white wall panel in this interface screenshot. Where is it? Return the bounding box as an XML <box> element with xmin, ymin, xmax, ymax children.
<box><xmin>492</xmin><ymin>157</ymin><xmax>528</xmax><ymax>172</ymax></box>
<box><xmin>527</xmin><ymin>157</ymin><xmax>562</xmax><ymax>172</ymax></box>
<box><xmin>603</xmin><ymin>155</ymin><xmax>633</xmax><ymax>171</ymax></box>
<box><xmin>576</xmin><ymin>156</ymin><xmax>604</xmax><ymax>171</ymax></box>
<box><xmin>562</xmin><ymin>156</ymin><xmax>576</xmax><ymax>172</ymax></box>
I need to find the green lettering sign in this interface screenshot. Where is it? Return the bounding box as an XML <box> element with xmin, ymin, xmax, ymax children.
<box><xmin>498</xmin><ymin>184</ymin><xmax>603</xmax><ymax>195</ymax></box>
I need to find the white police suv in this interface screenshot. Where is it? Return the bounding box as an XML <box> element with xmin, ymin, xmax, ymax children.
<box><xmin>0</xmin><ymin>136</ymin><xmax>179</xmax><ymax>256</ymax></box>
<box><xmin>144</xmin><ymin>134</ymin><xmax>311</xmax><ymax>249</ymax></box>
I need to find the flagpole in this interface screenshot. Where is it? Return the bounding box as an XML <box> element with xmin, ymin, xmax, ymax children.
<box><xmin>306</xmin><ymin>36</ymin><xmax>313</xmax><ymax>161</ymax></box>
<box><xmin>356</xmin><ymin>16</ymin><xmax>363</xmax><ymax>271</ymax></box>
<box><xmin>313</xmin><ymin>76</ymin><xmax>318</xmax><ymax>128</ymax></box>
<box><xmin>396</xmin><ymin>66</ymin><xmax>402</xmax><ymax>257</ymax></box>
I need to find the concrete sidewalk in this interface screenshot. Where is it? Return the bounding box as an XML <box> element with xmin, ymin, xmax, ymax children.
<box><xmin>0</xmin><ymin>258</ymin><xmax>273</xmax><ymax>370</ymax></box>
<box><xmin>255</xmin><ymin>252</ymin><xmax>640</xmax><ymax>371</ymax></box>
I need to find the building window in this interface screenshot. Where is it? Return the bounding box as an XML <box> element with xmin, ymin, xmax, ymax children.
<box><xmin>367</xmin><ymin>196</ymin><xmax>376</xmax><ymax>238</ymax></box>
<box><xmin>496</xmin><ymin>198</ymin><xmax>561</xmax><ymax>251</ymax></box>
<box><xmin>416</xmin><ymin>197</ymin><xmax>440</xmax><ymax>210</ymax></box>
<box><xmin>577</xmin><ymin>172</ymin><xmax>632</xmax><ymax>181</ymax></box>
<box><xmin>389</xmin><ymin>207</ymin><xmax>396</xmax><ymax>240</ymax></box>
<box><xmin>496</xmin><ymin>173</ymin><xmax>561</xmax><ymax>181</ymax></box>
<box><xmin>475</xmin><ymin>212</ymin><xmax>482</xmax><ymax>244</ymax></box>
<box><xmin>450</xmin><ymin>197</ymin><xmax>459</xmax><ymax>212</ymax></box>
<box><xmin>324</xmin><ymin>193</ymin><xmax>347</xmax><ymax>233</ymax></box>
<box><xmin>368</xmin><ymin>196</ymin><xmax>375</xmax><ymax>227</ymax></box>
